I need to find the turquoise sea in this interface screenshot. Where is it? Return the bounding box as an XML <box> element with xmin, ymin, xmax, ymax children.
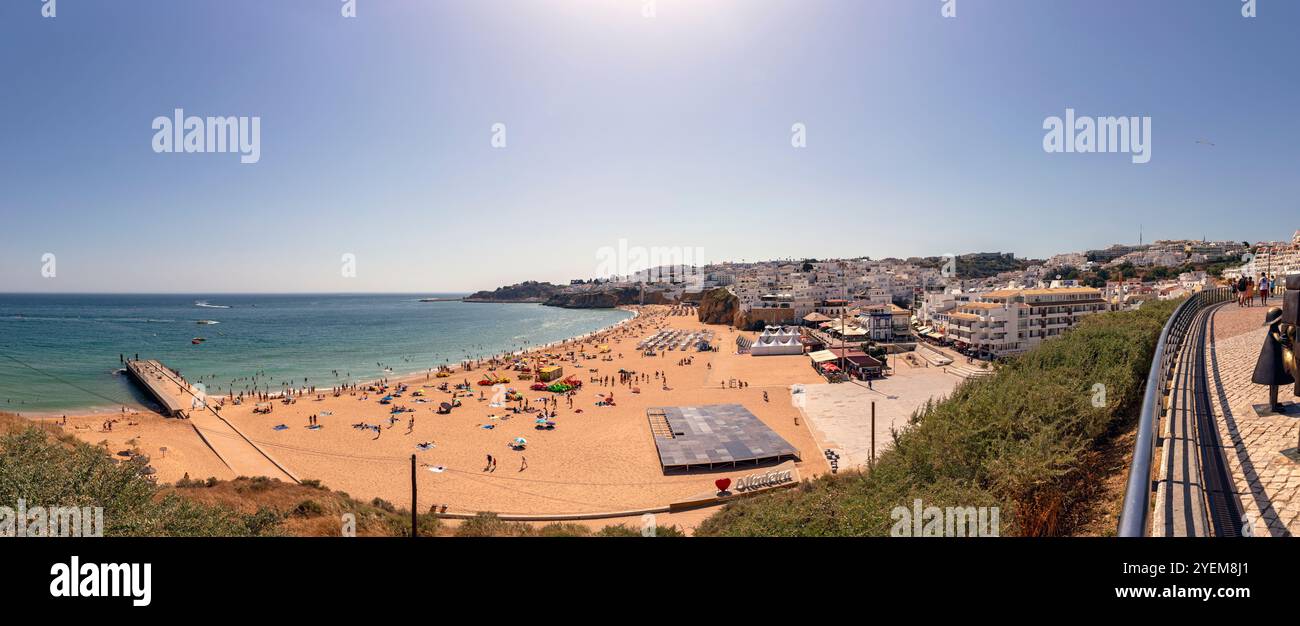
<box><xmin>0</xmin><ymin>294</ymin><xmax>632</xmax><ymax>414</ymax></box>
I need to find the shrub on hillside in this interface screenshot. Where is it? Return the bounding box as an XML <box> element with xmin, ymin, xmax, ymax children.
<box><xmin>0</xmin><ymin>428</ymin><xmax>282</xmax><ymax>536</ymax></box>
<box><xmin>696</xmin><ymin>300</ymin><xmax>1179</xmax><ymax>537</ymax></box>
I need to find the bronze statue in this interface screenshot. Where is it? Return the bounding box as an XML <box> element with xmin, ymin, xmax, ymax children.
<box><xmin>1253</xmin><ymin>307</ymin><xmax>1295</xmax><ymax>411</ymax></box>
<box><xmin>1254</xmin><ymin>274</ymin><xmax>1299</xmax><ymax>417</ymax></box>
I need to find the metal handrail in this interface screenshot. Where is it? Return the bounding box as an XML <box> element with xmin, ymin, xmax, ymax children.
<box><xmin>1117</xmin><ymin>287</ymin><xmax>1230</xmax><ymax>537</ymax></box>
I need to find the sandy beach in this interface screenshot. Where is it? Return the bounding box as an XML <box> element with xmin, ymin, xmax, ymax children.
<box><xmin>53</xmin><ymin>305</ymin><xmax>848</xmax><ymax>530</ymax></box>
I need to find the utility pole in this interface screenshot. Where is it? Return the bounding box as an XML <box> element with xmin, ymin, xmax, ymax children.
<box><xmin>410</xmin><ymin>454</ymin><xmax>418</xmax><ymax>538</ymax></box>
<box><xmin>839</xmin><ymin>264</ymin><xmax>847</xmax><ymax>378</ymax></box>
<box><xmin>870</xmin><ymin>401</ymin><xmax>876</xmax><ymax>469</ymax></box>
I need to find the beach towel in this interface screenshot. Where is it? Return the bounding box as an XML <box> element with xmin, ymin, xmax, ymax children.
<box><xmin>416</xmin><ymin>443</ymin><xmax>435</xmax><ymax>451</ymax></box>
<box><xmin>306</xmin><ymin>425</ymin><xmax>322</xmax><ymax>430</ymax></box>
<box><xmin>272</xmin><ymin>424</ymin><xmax>289</xmax><ymax>431</ymax></box>
<box><xmin>426</xmin><ymin>465</ymin><xmax>446</xmax><ymax>473</ymax></box>
<box><xmin>480</xmin><ymin>424</ymin><xmax>495</xmax><ymax>429</ymax></box>
<box><xmin>319</xmin><ymin>411</ymin><xmax>333</xmax><ymax>416</ymax></box>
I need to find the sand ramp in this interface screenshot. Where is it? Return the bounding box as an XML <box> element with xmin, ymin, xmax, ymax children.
<box><xmin>187</xmin><ymin>409</ymin><xmax>297</xmax><ymax>482</ymax></box>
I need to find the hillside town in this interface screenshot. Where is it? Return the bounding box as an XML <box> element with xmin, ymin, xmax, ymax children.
<box><xmin>553</xmin><ymin>229</ymin><xmax>1300</xmax><ymax>364</ymax></box>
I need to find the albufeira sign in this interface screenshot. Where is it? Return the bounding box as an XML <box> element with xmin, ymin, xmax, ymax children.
<box><xmin>734</xmin><ymin>468</ymin><xmax>794</xmax><ymax>492</ymax></box>
<box><xmin>668</xmin><ymin>461</ymin><xmax>801</xmax><ymax>511</ymax></box>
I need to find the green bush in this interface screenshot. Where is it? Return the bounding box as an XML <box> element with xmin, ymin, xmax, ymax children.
<box><xmin>536</xmin><ymin>522</ymin><xmax>591</xmax><ymax>537</ymax></box>
<box><xmin>0</xmin><ymin>428</ymin><xmax>282</xmax><ymax>536</ymax></box>
<box><xmin>292</xmin><ymin>499</ymin><xmax>325</xmax><ymax>518</ymax></box>
<box><xmin>594</xmin><ymin>523</ymin><xmax>641</xmax><ymax>537</ymax></box>
<box><xmin>453</xmin><ymin>512</ymin><xmax>534</xmax><ymax>537</ymax></box>
<box><xmin>593</xmin><ymin>523</ymin><xmax>685</xmax><ymax>537</ymax></box>
<box><xmin>697</xmin><ymin>300</ymin><xmax>1179</xmax><ymax>537</ymax></box>
<box><xmin>389</xmin><ymin>511</ymin><xmax>442</xmax><ymax>537</ymax></box>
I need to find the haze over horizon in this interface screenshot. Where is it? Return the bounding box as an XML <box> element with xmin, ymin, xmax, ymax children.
<box><xmin>2</xmin><ymin>1</ymin><xmax>1297</xmax><ymax>293</ymax></box>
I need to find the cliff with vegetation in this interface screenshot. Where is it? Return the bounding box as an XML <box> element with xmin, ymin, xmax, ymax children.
<box><xmin>695</xmin><ymin>299</ymin><xmax>1180</xmax><ymax>537</ymax></box>
<box><xmin>468</xmin><ymin>280</ymin><xmax>671</xmax><ymax>309</ymax></box>
<box><xmin>464</xmin><ymin>281</ymin><xmax>564</xmax><ymax>303</ymax></box>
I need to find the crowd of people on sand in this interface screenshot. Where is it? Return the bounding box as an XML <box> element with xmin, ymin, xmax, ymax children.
<box><xmin>63</xmin><ymin>305</ymin><xmax>745</xmax><ymax>490</ymax></box>
<box><xmin>234</xmin><ymin>305</ymin><xmax>687</xmax><ymax>478</ymax></box>
<box><xmin>1232</xmin><ymin>273</ymin><xmax>1282</xmax><ymax>308</ymax></box>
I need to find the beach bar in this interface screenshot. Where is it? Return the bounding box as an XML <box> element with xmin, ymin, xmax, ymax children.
<box><xmin>537</xmin><ymin>365</ymin><xmax>564</xmax><ymax>382</ymax></box>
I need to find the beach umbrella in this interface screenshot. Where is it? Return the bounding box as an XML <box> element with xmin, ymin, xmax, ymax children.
<box><xmin>514</xmin><ymin>437</ymin><xmax>527</xmax><ymax>445</ymax></box>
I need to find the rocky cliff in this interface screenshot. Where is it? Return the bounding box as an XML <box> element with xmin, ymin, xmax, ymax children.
<box><xmin>697</xmin><ymin>287</ymin><xmax>741</xmax><ymax>326</ymax></box>
<box><xmin>543</xmin><ymin>287</ymin><xmax>670</xmax><ymax>309</ymax></box>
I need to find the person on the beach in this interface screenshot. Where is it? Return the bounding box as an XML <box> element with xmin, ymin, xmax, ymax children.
<box><xmin>520</xmin><ymin>456</ymin><xmax>528</xmax><ymax>472</ymax></box>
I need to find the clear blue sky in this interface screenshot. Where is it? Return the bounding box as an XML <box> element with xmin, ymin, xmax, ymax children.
<box><xmin>1</xmin><ymin>0</ymin><xmax>1296</xmax><ymax>293</ymax></box>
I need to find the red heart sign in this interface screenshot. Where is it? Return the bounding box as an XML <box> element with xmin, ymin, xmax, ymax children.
<box><xmin>715</xmin><ymin>478</ymin><xmax>731</xmax><ymax>492</ymax></box>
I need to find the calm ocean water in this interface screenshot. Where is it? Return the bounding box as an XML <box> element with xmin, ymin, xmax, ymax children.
<box><xmin>0</xmin><ymin>294</ymin><xmax>632</xmax><ymax>414</ymax></box>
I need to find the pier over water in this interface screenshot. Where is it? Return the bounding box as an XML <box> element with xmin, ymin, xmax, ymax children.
<box><xmin>122</xmin><ymin>357</ymin><xmax>298</xmax><ymax>483</ymax></box>
<box><xmin>123</xmin><ymin>359</ymin><xmax>197</xmax><ymax>417</ymax></box>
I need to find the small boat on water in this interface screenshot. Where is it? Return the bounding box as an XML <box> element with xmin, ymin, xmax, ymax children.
<box><xmin>192</xmin><ymin>337</ymin><xmax>205</xmax><ymax>345</ymax></box>
<box><xmin>197</xmin><ymin>320</ymin><xmax>219</xmax><ymax>325</ymax></box>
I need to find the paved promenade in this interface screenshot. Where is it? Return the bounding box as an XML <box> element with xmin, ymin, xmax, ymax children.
<box><xmin>797</xmin><ymin>365</ymin><xmax>958</xmax><ymax>471</ymax></box>
<box><xmin>1205</xmin><ymin>304</ymin><xmax>1300</xmax><ymax>537</ymax></box>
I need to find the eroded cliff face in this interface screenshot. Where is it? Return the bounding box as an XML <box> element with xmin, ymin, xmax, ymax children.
<box><xmin>697</xmin><ymin>287</ymin><xmax>740</xmax><ymax>326</ymax></box>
